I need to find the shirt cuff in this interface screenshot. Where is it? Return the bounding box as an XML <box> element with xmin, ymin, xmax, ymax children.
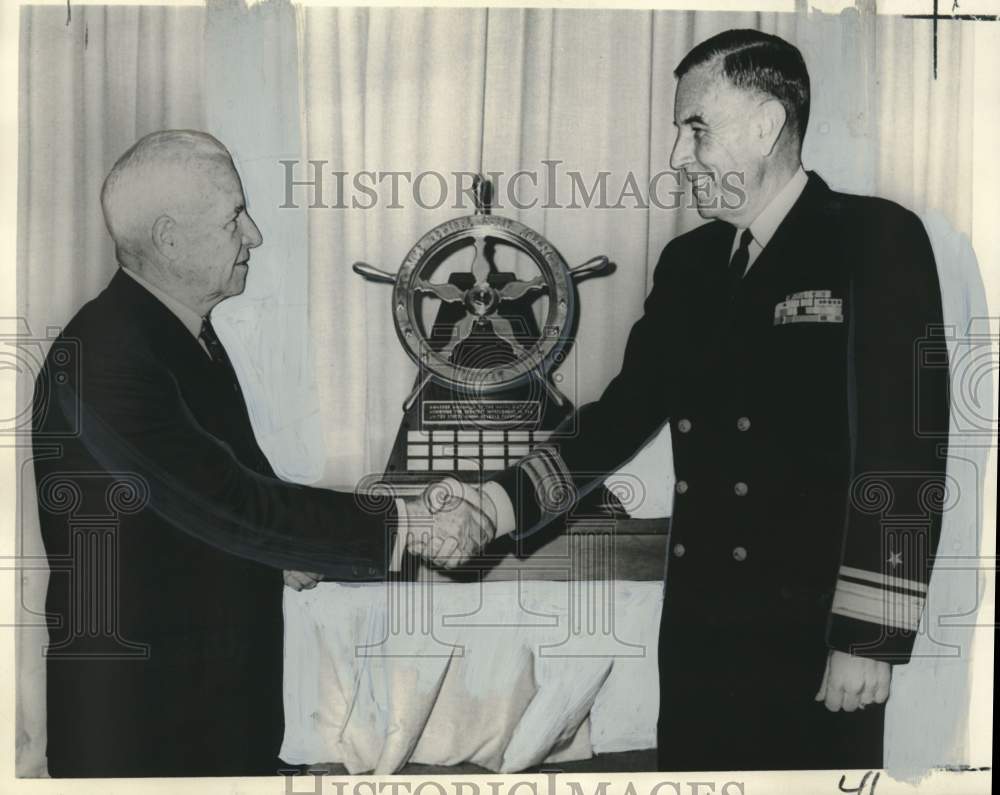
<box><xmin>482</xmin><ymin>480</ymin><xmax>516</xmax><ymax>537</ymax></box>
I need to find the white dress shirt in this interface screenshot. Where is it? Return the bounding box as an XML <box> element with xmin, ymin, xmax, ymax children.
<box><xmin>729</xmin><ymin>166</ymin><xmax>808</xmax><ymax>273</ymax></box>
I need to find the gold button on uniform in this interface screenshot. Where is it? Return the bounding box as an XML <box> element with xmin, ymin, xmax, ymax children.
<box><xmin>677</xmin><ymin>418</ymin><xmax>692</xmax><ymax>433</ymax></box>
<box><xmin>732</xmin><ymin>546</ymin><xmax>748</xmax><ymax>562</ymax></box>
<box><xmin>676</xmin><ymin>480</ymin><xmax>689</xmax><ymax>494</ymax></box>
<box><xmin>734</xmin><ymin>481</ymin><xmax>749</xmax><ymax>496</ymax></box>
<box><xmin>673</xmin><ymin>543</ymin><xmax>686</xmax><ymax>558</ymax></box>
<box><xmin>736</xmin><ymin>416</ymin><xmax>751</xmax><ymax>431</ymax></box>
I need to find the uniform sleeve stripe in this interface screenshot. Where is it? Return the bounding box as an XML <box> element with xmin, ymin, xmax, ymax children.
<box><xmin>518</xmin><ymin>444</ymin><xmax>574</xmax><ymax>514</ymax></box>
<box><xmin>837</xmin><ymin>574</ymin><xmax>927</xmax><ymax>599</ymax></box>
<box><xmin>839</xmin><ymin>564</ymin><xmax>928</xmax><ymax>594</ymax></box>
<box><xmin>831</xmin><ymin>581</ymin><xmax>924</xmax><ymax>632</ymax></box>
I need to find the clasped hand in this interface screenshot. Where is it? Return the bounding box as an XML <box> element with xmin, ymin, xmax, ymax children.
<box><xmin>815</xmin><ymin>649</ymin><xmax>891</xmax><ymax>712</ymax></box>
<box><xmin>403</xmin><ymin>477</ymin><xmax>497</xmax><ymax>568</ymax></box>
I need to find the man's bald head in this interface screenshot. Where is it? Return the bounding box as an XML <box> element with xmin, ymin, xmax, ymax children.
<box><xmin>101</xmin><ymin>130</ymin><xmax>263</xmax><ymax>316</ymax></box>
<box><xmin>101</xmin><ymin>130</ymin><xmax>235</xmax><ymax>263</ymax></box>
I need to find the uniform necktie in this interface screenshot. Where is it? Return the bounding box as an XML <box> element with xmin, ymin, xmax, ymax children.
<box><xmin>728</xmin><ymin>228</ymin><xmax>754</xmax><ymax>297</ymax></box>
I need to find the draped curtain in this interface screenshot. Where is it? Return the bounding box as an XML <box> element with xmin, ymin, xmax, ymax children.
<box><xmin>302</xmin><ymin>7</ymin><xmax>770</xmax><ymax>487</ymax></box>
<box><xmin>15</xmin><ymin>0</ymin><xmax>991</xmax><ymax>776</ymax></box>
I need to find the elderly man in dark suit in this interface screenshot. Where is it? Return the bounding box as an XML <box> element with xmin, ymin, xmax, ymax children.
<box><xmin>32</xmin><ymin>130</ymin><xmax>407</xmax><ymax>777</ymax></box>
<box><xmin>431</xmin><ymin>29</ymin><xmax>951</xmax><ymax>770</ymax></box>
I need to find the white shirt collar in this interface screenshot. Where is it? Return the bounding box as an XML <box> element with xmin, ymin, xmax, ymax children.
<box><xmin>743</xmin><ymin>166</ymin><xmax>809</xmax><ymax>250</ymax></box>
<box><xmin>120</xmin><ymin>266</ymin><xmax>206</xmax><ymax>342</ymax></box>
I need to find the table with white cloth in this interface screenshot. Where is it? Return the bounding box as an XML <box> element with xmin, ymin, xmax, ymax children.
<box><xmin>280</xmin><ymin>519</ymin><xmax>669</xmax><ymax>774</ymax></box>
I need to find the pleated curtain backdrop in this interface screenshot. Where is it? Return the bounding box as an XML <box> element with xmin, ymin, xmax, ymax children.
<box><xmin>15</xmin><ymin>1</ymin><xmax>984</xmax><ymax>776</ymax></box>
<box><xmin>17</xmin><ymin>5</ymin><xmax>206</xmax><ymax>331</ymax></box>
<box><xmin>299</xmin><ymin>5</ymin><xmax>490</xmax><ymax>485</ymax></box>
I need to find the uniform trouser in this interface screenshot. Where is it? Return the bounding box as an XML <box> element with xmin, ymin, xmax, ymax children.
<box><xmin>655</xmin><ymin>588</ymin><xmax>885</xmax><ymax>771</ymax></box>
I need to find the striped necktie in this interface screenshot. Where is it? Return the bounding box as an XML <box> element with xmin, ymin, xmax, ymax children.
<box><xmin>198</xmin><ymin>317</ymin><xmax>231</xmax><ymax>367</ymax></box>
<box><xmin>199</xmin><ymin>317</ymin><xmax>246</xmax><ymax>399</ymax></box>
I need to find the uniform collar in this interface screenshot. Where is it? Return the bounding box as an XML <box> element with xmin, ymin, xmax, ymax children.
<box><xmin>119</xmin><ymin>266</ymin><xmax>205</xmax><ymax>341</ymax></box>
<box><xmin>741</xmin><ymin>166</ymin><xmax>809</xmax><ymax>249</ymax></box>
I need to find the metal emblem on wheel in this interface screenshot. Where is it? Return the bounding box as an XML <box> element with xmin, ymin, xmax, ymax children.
<box><xmin>354</xmin><ymin>176</ymin><xmax>612</xmax><ymax>484</ymax></box>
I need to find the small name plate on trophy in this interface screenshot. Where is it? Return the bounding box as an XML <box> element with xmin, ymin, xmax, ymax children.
<box><xmin>422</xmin><ymin>400</ymin><xmax>541</xmax><ymax>426</ymax></box>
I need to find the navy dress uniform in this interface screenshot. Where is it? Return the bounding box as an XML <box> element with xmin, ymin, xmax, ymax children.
<box><xmin>494</xmin><ymin>172</ymin><xmax>950</xmax><ymax>770</ymax></box>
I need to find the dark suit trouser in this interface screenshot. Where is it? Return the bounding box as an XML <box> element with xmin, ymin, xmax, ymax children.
<box><xmin>46</xmin><ymin>620</ymin><xmax>286</xmax><ymax>777</ymax></box>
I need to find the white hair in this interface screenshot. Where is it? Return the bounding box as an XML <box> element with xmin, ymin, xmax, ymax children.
<box><xmin>100</xmin><ymin>130</ymin><xmax>233</xmax><ymax>262</ymax></box>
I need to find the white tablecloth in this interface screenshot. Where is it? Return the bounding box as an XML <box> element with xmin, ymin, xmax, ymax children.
<box><xmin>281</xmin><ymin>579</ymin><xmax>663</xmax><ymax>773</ymax></box>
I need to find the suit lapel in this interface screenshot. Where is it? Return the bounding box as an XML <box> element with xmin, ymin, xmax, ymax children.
<box><xmin>699</xmin><ymin>220</ymin><xmax>740</xmax><ymax>291</ymax></box>
<box><xmin>107</xmin><ymin>270</ymin><xmax>209</xmax><ymax>372</ymax></box>
<box><xmin>105</xmin><ymin>271</ymin><xmax>273</xmax><ymax>475</ymax></box>
<box><xmin>742</xmin><ymin>171</ymin><xmax>832</xmax><ymax>290</ymax></box>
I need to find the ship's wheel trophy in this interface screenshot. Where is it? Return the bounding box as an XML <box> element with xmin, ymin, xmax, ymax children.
<box><xmin>354</xmin><ymin>177</ymin><xmax>618</xmax><ymax>513</ymax></box>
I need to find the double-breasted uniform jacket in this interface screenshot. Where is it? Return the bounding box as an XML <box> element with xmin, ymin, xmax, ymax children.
<box><xmin>32</xmin><ymin>270</ymin><xmax>397</xmax><ymax>777</ymax></box>
<box><xmin>494</xmin><ymin>172</ymin><xmax>950</xmax><ymax>769</ymax></box>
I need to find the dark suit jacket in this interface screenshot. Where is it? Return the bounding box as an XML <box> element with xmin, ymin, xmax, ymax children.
<box><xmin>495</xmin><ymin>172</ymin><xmax>950</xmax><ymax>766</ymax></box>
<box><xmin>32</xmin><ymin>270</ymin><xmax>396</xmax><ymax>777</ymax></box>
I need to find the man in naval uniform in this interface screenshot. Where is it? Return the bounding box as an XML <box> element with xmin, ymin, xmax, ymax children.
<box><xmin>430</xmin><ymin>29</ymin><xmax>951</xmax><ymax>770</ymax></box>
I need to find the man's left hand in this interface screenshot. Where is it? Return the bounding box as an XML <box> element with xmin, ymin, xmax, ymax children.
<box><xmin>815</xmin><ymin>649</ymin><xmax>891</xmax><ymax>712</ymax></box>
<box><xmin>283</xmin><ymin>570</ymin><xmax>323</xmax><ymax>591</ymax></box>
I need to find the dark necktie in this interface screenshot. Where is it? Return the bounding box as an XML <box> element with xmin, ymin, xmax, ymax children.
<box><xmin>198</xmin><ymin>317</ymin><xmax>242</xmax><ymax>402</ymax></box>
<box><xmin>198</xmin><ymin>318</ymin><xmax>273</xmax><ymax>478</ymax></box>
<box><xmin>199</xmin><ymin>318</ymin><xmax>244</xmax><ymax>398</ymax></box>
<box><xmin>199</xmin><ymin>316</ymin><xmax>232</xmax><ymax>367</ymax></box>
<box><xmin>728</xmin><ymin>228</ymin><xmax>754</xmax><ymax>296</ymax></box>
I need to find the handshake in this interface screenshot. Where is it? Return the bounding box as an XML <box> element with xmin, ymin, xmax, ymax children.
<box><xmin>396</xmin><ymin>477</ymin><xmax>499</xmax><ymax>569</ymax></box>
<box><xmin>284</xmin><ymin>477</ymin><xmax>502</xmax><ymax>590</ymax></box>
